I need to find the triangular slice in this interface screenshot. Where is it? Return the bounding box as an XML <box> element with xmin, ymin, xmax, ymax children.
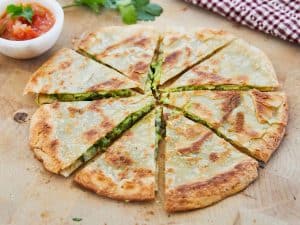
<box><xmin>74</xmin><ymin>25</ymin><xmax>159</xmax><ymax>90</ymax></box>
<box><xmin>24</xmin><ymin>48</ymin><xmax>139</xmax><ymax>104</ymax></box>
<box><xmin>155</xmin><ymin>28</ymin><xmax>235</xmax><ymax>86</ymax></box>
<box><xmin>162</xmin><ymin>90</ymin><xmax>288</xmax><ymax>162</ymax></box>
<box><xmin>74</xmin><ymin>109</ymin><xmax>157</xmax><ymax>201</ymax></box>
<box><xmin>163</xmin><ymin>108</ymin><xmax>258</xmax><ymax>212</ymax></box>
<box><xmin>165</xmin><ymin>39</ymin><xmax>279</xmax><ymax>92</ymax></box>
<box><xmin>29</xmin><ymin>95</ymin><xmax>155</xmax><ymax>177</ymax></box>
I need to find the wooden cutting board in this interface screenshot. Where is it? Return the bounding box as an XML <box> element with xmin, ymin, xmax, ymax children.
<box><xmin>0</xmin><ymin>1</ymin><xmax>299</xmax><ymax>224</ymax></box>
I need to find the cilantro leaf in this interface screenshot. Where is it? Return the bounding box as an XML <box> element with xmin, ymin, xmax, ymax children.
<box><xmin>137</xmin><ymin>10</ymin><xmax>154</xmax><ymax>21</ymax></box>
<box><xmin>22</xmin><ymin>6</ymin><xmax>34</xmax><ymax>22</ymax></box>
<box><xmin>116</xmin><ymin>0</ymin><xmax>131</xmax><ymax>7</ymax></box>
<box><xmin>143</xmin><ymin>3</ymin><xmax>162</xmax><ymax>16</ymax></box>
<box><xmin>117</xmin><ymin>1</ymin><xmax>137</xmax><ymax>24</ymax></box>
<box><xmin>74</xmin><ymin>0</ymin><xmax>105</xmax><ymax>13</ymax></box>
<box><xmin>63</xmin><ymin>0</ymin><xmax>163</xmax><ymax>24</ymax></box>
<box><xmin>134</xmin><ymin>2</ymin><xmax>162</xmax><ymax>21</ymax></box>
<box><xmin>7</xmin><ymin>5</ymin><xmax>23</xmax><ymax>16</ymax></box>
<box><xmin>6</xmin><ymin>4</ymin><xmax>33</xmax><ymax>23</ymax></box>
<box><xmin>134</xmin><ymin>0</ymin><xmax>149</xmax><ymax>7</ymax></box>
<box><xmin>104</xmin><ymin>0</ymin><xmax>118</xmax><ymax>9</ymax></box>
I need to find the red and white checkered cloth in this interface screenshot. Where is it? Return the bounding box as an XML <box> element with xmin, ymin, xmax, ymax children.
<box><xmin>184</xmin><ymin>0</ymin><xmax>300</xmax><ymax>44</ymax></box>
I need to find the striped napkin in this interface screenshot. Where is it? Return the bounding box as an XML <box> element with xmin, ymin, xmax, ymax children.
<box><xmin>184</xmin><ymin>0</ymin><xmax>300</xmax><ymax>44</ymax></box>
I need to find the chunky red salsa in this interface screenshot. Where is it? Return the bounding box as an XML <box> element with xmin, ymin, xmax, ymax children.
<box><xmin>0</xmin><ymin>3</ymin><xmax>55</xmax><ymax>41</ymax></box>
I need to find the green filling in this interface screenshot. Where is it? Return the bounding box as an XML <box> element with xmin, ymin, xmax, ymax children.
<box><xmin>77</xmin><ymin>49</ymin><xmax>96</xmax><ymax>61</ymax></box>
<box><xmin>178</xmin><ymin>109</ymin><xmax>258</xmax><ymax>163</ymax></box>
<box><xmin>150</xmin><ymin>57</ymin><xmax>163</xmax><ymax>98</ymax></box>
<box><xmin>162</xmin><ymin>101</ymin><xmax>223</xmax><ymax>137</ymax></box>
<box><xmin>144</xmin><ymin>70</ymin><xmax>154</xmax><ymax>94</ymax></box>
<box><xmin>159</xmin><ymin>93</ymin><xmax>170</xmax><ymax>105</ymax></box>
<box><xmin>183</xmin><ymin>111</ymin><xmax>214</xmax><ymax>130</ymax></box>
<box><xmin>155</xmin><ymin>107</ymin><xmax>164</xmax><ymax>158</ymax></box>
<box><xmin>154</xmin><ymin>107</ymin><xmax>165</xmax><ymax>192</ymax></box>
<box><xmin>162</xmin><ymin>85</ymin><xmax>274</xmax><ymax>93</ymax></box>
<box><xmin>60</xmin><ymin>103</ymin><xmax>155</xmax><ymax>177</ymax></box>
<box><xmin>36</xmin><ymin>89</ymin><xmax>133</xmax><ymax>104</ymax></box>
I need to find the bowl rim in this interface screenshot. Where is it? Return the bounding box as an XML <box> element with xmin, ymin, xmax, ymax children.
<box><xmin>0</xmin><ymin>0</ymin><xmax>64</xmax><ymax>46</ymax></box>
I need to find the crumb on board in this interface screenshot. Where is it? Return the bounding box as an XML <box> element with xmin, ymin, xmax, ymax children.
<box><xmin>13</xmin><ymin>111</ymin><xmax>29</xmax><ymax>123</ymax></box>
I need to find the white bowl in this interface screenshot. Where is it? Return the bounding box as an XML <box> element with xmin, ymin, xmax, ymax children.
<box><xmin>0</xmin><ymin>0</ymin><xmax>64</xmax><ymax>59</ymax></box>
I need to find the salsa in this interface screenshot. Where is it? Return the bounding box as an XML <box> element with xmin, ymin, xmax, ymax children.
<box><xmin>0</xmin><ymin>3</ymin><xmax>55</xmax><ymax>41</ymax></box>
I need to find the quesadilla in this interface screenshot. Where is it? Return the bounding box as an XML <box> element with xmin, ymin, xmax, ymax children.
<box><xmin>24</xmin><ymin>48</ymin><xmax>139</xmax><ymax>104</ymax></box>
<box><xmin>74</xmin><ymin>25</ymin><xmax>160</xmax><ymax>91</ymax></box>
<box><xmin>164</xmin><ymin>39</ymin><xmax>279</xmax><ymax>92</ymax></box>
<box><xmin>163</xmin><ymin>108</ymin><xmax>258</xmax><ymax>212</ymax></box>
<box><xmin>153</xmin><ymin>28</ymin><xmax>235</xmax><ymax>87</ymax></box>
<box><xmin>74</xmin><ymin>109</ymin><xmax>157</xmax><ymax>201</ymax></box>
<box><xmin>162</xmin><ymin>90</ymin><xmax>288</xmax><ymax>162</ymax></box>
<box><xmin>29</xmin><ymin>95</ymin><xmax>155</xmax><ymax>177</ymax></box>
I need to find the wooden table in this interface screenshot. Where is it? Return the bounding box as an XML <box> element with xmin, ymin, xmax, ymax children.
<box><xmin>1</xmin><ymin>1</ymin><xmax>299</xmax><ymax>224</ymax></box>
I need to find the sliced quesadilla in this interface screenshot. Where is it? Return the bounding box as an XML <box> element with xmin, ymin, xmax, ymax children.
<box><xmin>163</xmin><ymin>108</ymin><xmax>258</xmax><ymax>212</ymax></box>
<box><xmin>164</xmin><ymin>39</ymin><xmax>279</xmax><ymax>92</ymax></box>
<box><xmin>74</xmin><ymin>109</ymin><xmax>157</xmax><ymax>201</ymax></box>
<box><xmin>162</xmin><ymin>90</ymin><xmax>288</xmax><ymax>162</ymax></box>
<box><xmin>24</xmin><ymin>48</ymin><xmax>139</xmax><ymax>104</ymax></box>
<box><xmin>29</xmin><ymin>95</ymin><xmax>155</xmax><ymax>177</ymax></box>
<box><xmin>153</xmin><ymin>28</ymin><xmax>235</xmax><ymax>87</ymax></box>
<box><xmin>74</xmin><ymin>25</ymin><xmax>160</xmax><ymax>91</ymax></box>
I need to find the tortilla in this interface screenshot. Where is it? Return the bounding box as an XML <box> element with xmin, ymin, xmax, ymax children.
<box><xmin>162</xmin><ymin>90</ymin><xmax>288</xmax><ymax>162</ymax></box>
<box><xmin>163</xmin><ymin>108</ymin><xmax>258</xmax><ymax>212</ymax></box>
<box><xmin>74</xmin><ymin>25</ymin><xmax>160</xmax><ymax>90</ymax></box>
<box><xmin>29</xmin><ymin>95</ymin><xmax>155</xmax><ymax>177</ymax></box>
<box><xmin>154</xmin><ymin>28</ymin><xmax>235</xmax><ymax>86</ymax></box>
<box><xmin>74</xmin><ymin>109</ymin><xmax>157</xmax><ymax>201</ymax></box>
<box><xmin>24</xmin><ymin>48</ymin><xmax>139</xmax><ymax>104</ymax></box>
<box><xmin>165</xmin><ymin>39</ymin><xmax>279</xmax><ymax>91</ymax></box>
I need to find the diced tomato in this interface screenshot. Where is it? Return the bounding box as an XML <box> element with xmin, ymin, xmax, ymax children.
<box><xmin>0</xmin><ymin>3</ymin><xmax>55</xmax><ymax>41</ymax></box>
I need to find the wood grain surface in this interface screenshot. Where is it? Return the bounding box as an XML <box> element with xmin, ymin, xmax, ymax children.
<box><xmin>0</xmin><ymin>1</ymin><xmax>299</xmax><ymax>224</ymax></box>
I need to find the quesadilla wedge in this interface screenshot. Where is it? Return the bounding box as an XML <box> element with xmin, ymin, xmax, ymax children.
<box><xmin>163</xmin><ymin>108</ymin><xmax>258</xmax><ymax>212</ymax></box>
<box><xmin>74</xmin><ymin>25</ymin><xmax>160</xmax><ymax>91</ymax></box>
<box><xmin>153</xmin><ymin>28</ymin><xmax>235</xmax><ymax>87</ymax></box>
<box><xmin>24</xmin><ymin>48</ymin><xmax>139</xmax><ymax>104</ymax></box>
<box><xmin>164</xmin><ymin>39</ymin><xmax>279</xmax><ymax>92</ymax></box>
<box><xmin>29</xmin><ymin>95</ymin><xmax>155</xmax><ymax>177</ymax></box>
<box><xmin>161</xmin><ymin>90</ymin><xmax>288</xmax><ymax>163</ymax></box>
<box><xmin>74</xmin><ymin>109</ymin><xmax>157</xmax><ymax>201</ymax></box>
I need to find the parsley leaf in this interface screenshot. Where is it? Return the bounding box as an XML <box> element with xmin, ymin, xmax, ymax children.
<box><xmin>6</xmin><ymin>4</ymin><xmax>33</xmax><ymax>23</ymax></box>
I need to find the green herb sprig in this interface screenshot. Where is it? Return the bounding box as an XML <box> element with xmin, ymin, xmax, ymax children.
<box><xmin>63</xmin><ymin>0</ymin><xmax>163</xmax><ymax>24</ymax></box>
<box><xmin>6</xmin><ymin>4</ymin><xmax>33</xmax><ymax>23</ymax></box>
